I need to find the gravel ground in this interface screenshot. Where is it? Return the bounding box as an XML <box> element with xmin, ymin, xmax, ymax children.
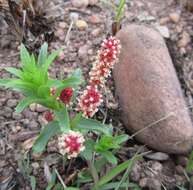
<box><xmin>0</xmin><ymin>0</ymin><xmax>193</xmax><ymax>189</ymax></box>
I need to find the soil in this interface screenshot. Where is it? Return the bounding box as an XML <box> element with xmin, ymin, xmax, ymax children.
<box><xmin>0</xmin><ymin>0</ymin><xmax>193</xmax><ymax>189</ymax></box>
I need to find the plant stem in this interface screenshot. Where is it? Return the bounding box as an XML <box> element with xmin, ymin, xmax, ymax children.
<box><xmin>87</xmin><ymin>160</ymin><xmax>99</xmax><ymax>188</ymax></box>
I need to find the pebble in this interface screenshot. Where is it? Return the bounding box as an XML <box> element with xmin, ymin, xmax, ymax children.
<box><xmin>155</xmin><ymin>25</ymin><xmax>170</xmax><ymax>38</ymax></box>
<box><xmin>55</xmin><ymin>29</ymin><xmax>65</xmax><ymax>41</ymax></box>
<box><xmin>58</xmin><ymin>22</ymin><xmax>67</xmax><ymax>29</ymax></box>
<box><xmin>169</xmin><ymin>12</ymin><xmax>180</xmax><ymax>23</ymax></box>
<box><xmin>6</xmin><ymin>99</ymin><xmax>17</xmax><ymax>108</ymax></box>
<box><xmin>71</xmin><ymin>0</ymin><xmax>89</xmax><ymax>8</ymax></box>
<box><xmin>139</xmin><ymin>178</ymin><xmax>161</xmax><ymax>190</ymax></box>
<box><xmin>89</xmin><ymin>0</ymin><xmax>98</xmax><ymax>5</ymax></box>
<box><xmin>130</xmin><ymin>162</ymin><xmax>141</xmax><ymax>182</ymax></box>
<box><xmin>29</xmin><ymin>103</ymin><xmax>36</xmax><ymax>112</ymax></box>
<box><xmin>70</xmin><ymin>12</ymin><xmax>79</xmax><ymax>22</ymax></box>
<box><xmin>144</xmin><ymin>152</ymin><xmax>169</xmax><ymax>161</ymax></box>
<box><xmin>75</xmin><ymin>20</ymin><xmax>88</xmax><ymax>30</ymax></box>
<box><xmin>29</xmin><ymin>120</ymin><xmax>39</xmax><ymax>129</ymax></box>
<box><xmin>159</xmin><ymin>17</ymin><xmax>170</xmax><ymax>25</ymax></box>
<box><xmin>1</xmin><ymin>107</ymin><xmax>12</xmax><ymax>118</ymax></box>
<box><xmin>78</xmin><ymin>44</ymin><xmax>90</xmax><ymax>59</ymax></box>
<box><xmin>36</xmin><ymin>104</ymin><xmax>47</xmax><ymax>112</ymax></box>
<box><xmin>88</xmin><ymin>14</ymin><xmax>101</xmax><ymax>24</ymax></box>
<box><xmin>178</xmin><ymin>31</ymin><xmax>191</xmax><ymax>47</ymax></box>
<box><xmin>91</xmin><ymin>28</ymin><xmax>101</xmax><ymax>37</ymax></box>
<box><xmin>32</xmin><ymin>162</ymin><xmax>40</xmax><ymax>170</ymax></box>
<box><xmin>12</xmin><ymin>112</ymin><xmax>23</xmax><ymax>120</ymax></box>
<box><xmin>151</xmin><ymin>162</ymin><xmax>163</xmax><ymax>173</ymax></box>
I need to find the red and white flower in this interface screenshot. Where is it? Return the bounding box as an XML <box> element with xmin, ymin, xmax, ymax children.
<box><xmin>89</xmin><ymin>36</ymin><xmax>121</xmax><ymax>87</ymax></box>
<box><xmin>58</xmin><ymin>130</ymin><xmax>85</xmax><ymax>159</ymax></box>
<box><xmin>77</xmin><ymin>86</ymin><xmax>103</xmax><ymax>117</ymax></box>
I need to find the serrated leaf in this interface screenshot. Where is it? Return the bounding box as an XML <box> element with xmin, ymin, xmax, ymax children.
<box><xmin>38</xmin><ymin>43</ymin><xmax>48</xmax><ymax>66</ymax></box>
<box><xmin>15</xmin><ymin>97</ymin><xmax>38</xmax><ymax>113</ymax></box>
<box><xmin>33</xmin><ymin>121</ymin><xmax>61</xmax><ymax>153</ymax></box>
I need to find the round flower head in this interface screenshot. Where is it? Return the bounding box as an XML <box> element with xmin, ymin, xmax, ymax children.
<box><xmin>58</xmin><ymin>130</ymin><xmax>85</xmax><ymax>159</ymax></box>
<box><xmin>99</xmin><ymin>36</ymin><xmax>121</xmax><ymax>64</ymax></box>
<box><xmin>44</xmin><ymin>111</ymin><xmax>54</xmax><ymax>122</ymax></box>
<box><xmin>78</xmin><ymin>86</ymin><xmax>103</xmax><ymax>117</ymax></box>
<box><xmin>59</xmin><ymin>87</ymin><xmax>73</xmax><ymax>104</ymax></box>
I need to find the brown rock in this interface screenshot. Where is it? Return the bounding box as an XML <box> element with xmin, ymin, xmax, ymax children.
<box><xmin>71</xmin><ymin>0</ymin><xmax>89</xmax><ymax>8</ymax></box>
<box><xmin>178</xmin><ymin>31</ymin><xmax>191</xmax><ymax>48</ymax></box>
<box><xmin>114</xmin><ymin>24</ymin><xmax>193</xmax><ymax>154</ymax></box>
<box><xmin>159</xmin><ymin>17</ymin><xmax>170</xmax><ymax>25</ymax></box>
<box><xmin>169</xmin><ymin>12</ymin><xmax>180</xmax><ymax>23</ymax></box>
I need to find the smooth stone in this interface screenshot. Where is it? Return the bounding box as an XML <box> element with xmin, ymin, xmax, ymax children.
<box><xmin>114</xmin><ymin>24</ymin><xmax>193</xmax><ymax>154</ymax></box>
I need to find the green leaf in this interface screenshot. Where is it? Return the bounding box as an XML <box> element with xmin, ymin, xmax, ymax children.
<box><xmin>0</xmin><ymin>79</ymin><xmax>12</xmax><ymax>86</ymax></box>
<box><xmin>56</xmin><ymin>69</ymin><xmax>83</xmax><ymax>93</ymax></box>
<box><xmin>176</xmin><ymin>186</ymin><xmax>187</xmax><ymax>190</ymax></box>
<box><xmin>77</xmin><ymin>117</ymin><xmax>112</xmax><ymax>135</ymax></box>
<box><xmin>46</xmin><ymin>170</ymin><xmax>57</xmax><ymax>190</ymax></box>
<box><xmin>80</xmin><ymin>139</ymin><xmax>95</xmax><ymax>160</ymax></box>
<box><xmin>64</xmin><ymin>188</ymin><xmax>80</xmax><ymax>190</ymax></box>
<box><xmin>71</xmin><ymin>112</ymin><xmax>82</xmax><ymax>129</ymax></box>
<box><xmin>114</xmin><ymin>134</ymin><xmax>129</xmax><ymax>144</ymax></box>
<box><xmin>93</xmin><ymin>156</ymin><xmax>139</xmax><ymax>189</ymax></box>
<box><xmin>100</xmin><ymin>182</ymin><xmax>141</xmax><ymax>190</ymax></box>
<box><xmin>95</xmin><ymin>135</ymin><xmax>119</xmax><ymax>152</ymax></box>
<box><xmin>38</xmin><ymin>43</ymin><xmax>48</xmax><ymax>66</ymax></box>
<box><xmin>186</xmin><ymin>150</ymin><xmax>193</xmax><ymax>172</ymax></box>
<box><xmin>15</xmin><ymin>97</ymin><xmax>39</xmax><ymax>113</ymax></box>
<box><xmin>5</xmin><ymin>67</ymin><xmax>23</xmax><ymax>78</ymax></box>
<box><xmin>37</xmin><ymin>85</ymin><xmax>50</xmax><ymax>98</ymax></box>
<box><xmin>30</xmin><ymin>176</ymin><xmax>36</xmax><ymax>190</ymax></box>
<box><xmin>2</xmin><ymin>79</ymin><xmax>37</xmax><ymax>95</ymax></box>
<box><xmin>95</xmin><ymin>157</ymin><xmax>108</xmax><ymax>173</ymax></box>
<box><xmin>115</xmin><ymin>0</ymin><xmax>126</xmax><ymax>22</ymax></box>
<box><xmin>100</xmin><ymin>151</ymin><xmax>117</xmax><ymax>165</ymax></box>
<box><xmin>20</xmin><ymin>44</ymin><xmax>31</xmax><ymax>68</ymax></box>
<box><xmin>44</xmin><ymin>49</ymin><xmax>60</xmax><ymax>70</ymax></box>
<box><xmin>33</xmin><ymin>121</ymin><xmax>61</xmax><ymax>153</ymax></box>
<box><xmin>55</xmin><ymin>107</ymin><xmax>70</xmax><ymax>133</ymax></box>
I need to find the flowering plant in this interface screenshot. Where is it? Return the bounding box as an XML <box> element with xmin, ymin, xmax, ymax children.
<box><xmin>0</xmin><ymin>37</ymin><xmax>139</xmax><ymax>189</ymax></box>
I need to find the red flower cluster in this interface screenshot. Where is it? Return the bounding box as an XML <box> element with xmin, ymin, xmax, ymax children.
<box><xmin>58</xmin><ymin>130</ymin><xmax>85</xmax><ymax>159</ymax></box>
<box><xmin>78</xmin><ymin>86</ymin><xmax>103</xmax><ymax>117</ymax></box>
<box><xmin>59</xmin><ymin>87</ymin><xmax>73</xmax><ymax>104</ymax></box>
<box><xmin>89</xmin><ymin>36</ymin><xmax>121</xmax><ymax>87</ymax></box>
<box><xmin>78</xmin><ymin>36</ymin><xmax>121</xmax><ymax>117</ymax></box>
